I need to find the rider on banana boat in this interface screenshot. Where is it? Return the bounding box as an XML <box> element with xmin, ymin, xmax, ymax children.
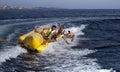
<box><xmin>40</xmin><ymin>25</ymin><xmax>57</xmax><ymax>42</ymax></box>
<box><xmin>67</xmin><ymin>31</ymin><xmax>75</xmax><ymax>42</ymax></box>
<box><xmin>51</xmin><ymin>23</ymin><xmax>70</xmax><ymax>44</ymax></box>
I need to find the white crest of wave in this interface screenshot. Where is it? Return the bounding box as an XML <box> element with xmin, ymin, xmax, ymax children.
<box><xmin>43</xmin><ymin>48</ymin><xmax>115</xmax><ymax>72</ymax></box>
<box><xmin>41</xmin><ymin>24</ymin><xmax>115</xmax><ymax>72</ymax></box>
<box><xmin>65</xmin><ymin>24</ymin><xmax>87</xmax><ymax>36</ymax></box>
<box><xmin>42</xmin><ymin>24</ymin><xmax>87</xmax><ymax>54</ymax></box>
<box><xmin>0</xmin><ymin>46</ymin><xmax>27</xmax><ymax>64</ymax></box>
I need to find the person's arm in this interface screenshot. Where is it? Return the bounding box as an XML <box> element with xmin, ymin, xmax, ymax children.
<box><xmin>43</xmin><ymin>27</ymin><xmax>50</xmax><ymax>30</ymax></box>
<box><xmin>57</xmin><ymin>22</ymin><xmax>64</xmax><ymax>34</ymax></box>
<box><xmin>57</xmin><ymin>22</ymin><xmax>63</xmax><ymax>29</ymax></box>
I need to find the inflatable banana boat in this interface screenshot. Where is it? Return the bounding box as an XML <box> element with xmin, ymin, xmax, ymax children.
<box><xmin>19</xmin><ymin>28</ymin><xmax>49</xmax><ymax>52</ymax></box>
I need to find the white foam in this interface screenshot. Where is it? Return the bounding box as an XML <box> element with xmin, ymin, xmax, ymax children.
<box><xmin>0</xmin><ymin>20</ymin><xmax>115</xmax><ymax>72</ymax></box>
<box><xmin>65</xmin><ymin>24</ymin><xmax>87</xmax><ymax>36</ymax></box>
<box><xmin>0</xmin><ymin>46</ymin><xmax>27</xmax><ymax>64</ymax></box>
<box><xmin>42</xmin><ymin>25</ymin><xmax>87</xmax><ymax>54</ymax></box>
<box><xmin>43</xmin><ymin>48</ymin><xmax>115</xmax><ymax>72</ymax></box>
<box><xmin>41</xmin><ymin>24</ymin><xmax>115</xmax><ymax>72</ymax></box>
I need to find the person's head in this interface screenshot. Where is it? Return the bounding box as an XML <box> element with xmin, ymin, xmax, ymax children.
<box><xmin>51</xmin><ymin>25</ymin><xmax>56</xmax><ymax>30</ymax></box>
<box><xmin>68</xmin><ymin>31</ymin><xmax>70</xmax><ymax>33</ymax></box>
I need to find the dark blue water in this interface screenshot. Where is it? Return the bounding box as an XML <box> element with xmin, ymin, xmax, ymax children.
<box><xmin>0</xmin><ymin>9</ymin><xmax>120</xmax><ymax>72</ymax></box>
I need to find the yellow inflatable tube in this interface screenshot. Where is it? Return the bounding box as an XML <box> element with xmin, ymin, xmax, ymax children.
<box><xmin>19</xmin><ymin>29</ymin><xmax>48</xmax><ymax>52</ymax></box>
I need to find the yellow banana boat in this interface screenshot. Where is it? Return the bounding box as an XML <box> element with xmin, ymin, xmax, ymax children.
<box><xmin>19</xmin><ymin>28</ymin><xmax>49</xmax><ymax>52</ymax></box>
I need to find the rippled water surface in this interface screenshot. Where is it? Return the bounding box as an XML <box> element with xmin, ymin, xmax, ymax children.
<box><xmin>0</xmin><ymin>9</ymin><xmax>120</xmax><ymax>72</ymax></box>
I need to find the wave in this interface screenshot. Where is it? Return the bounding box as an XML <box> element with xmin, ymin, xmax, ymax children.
<box><xmin>0</xmin><ymin>46</ymin><xmax>27</xmax><ymax>64</ymax></box>
<box><xmin>39</xmin><ymin>24</ymin><xmax>115</xmax><ymax>72</ymax></box>
<box><xmin>0</xmin><ymin>19</ymin><xmax>116</xmax><ymax>72</ymax></box>
<box><xmin>94</xmin><ymin>43</ymin><xmax>120</xmax><ymax>49</ymax></box>
<box><xmin>42</xmin><ymin>24</ymin><xmax>87</xmax><ymax>54</ymax></box>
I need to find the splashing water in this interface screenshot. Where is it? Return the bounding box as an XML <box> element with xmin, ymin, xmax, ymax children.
<box><xmin>40</xmin><ymin>24</ymin><xmax>115</xmax><ymax>72</ymax></box>
<box><xmin>0</xmin><ymin>21</ymin><xmax>116</xmax><ymax>72</ymax></box>
<box><xmin>0</xmin><ymin>46</ymin><xmax>27</xmax><ymax>64</ymax></box>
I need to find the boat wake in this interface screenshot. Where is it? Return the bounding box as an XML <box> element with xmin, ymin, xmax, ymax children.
<box><xmin>0</xmin><ymin>23</ymin><xmax>27</xmax><ymax>65</ymax></box>
<box><xmin>0</xmin><ymin>21</ymin><xmax>116</xmax><ymax>71</ymax></box>
<box><xmin>0</xmin><ymin>46</ymin><xmax>27</xmax><ymax>64</ymax></box>
<box><xmin>41</xmin><ymin>24</ymin><xmax>115</xmax><ymax>72</ymax></box>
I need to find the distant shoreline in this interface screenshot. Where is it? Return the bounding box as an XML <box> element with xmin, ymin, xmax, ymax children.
<box><xmin>0</xmin><ymin>6</ymin><xmax>65</xmax><ymax>10</ymax></box>
<box><xmin>0</xmin><ymin>6</ymin><xmax>120</xmax><ymax>10</ymax></box>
